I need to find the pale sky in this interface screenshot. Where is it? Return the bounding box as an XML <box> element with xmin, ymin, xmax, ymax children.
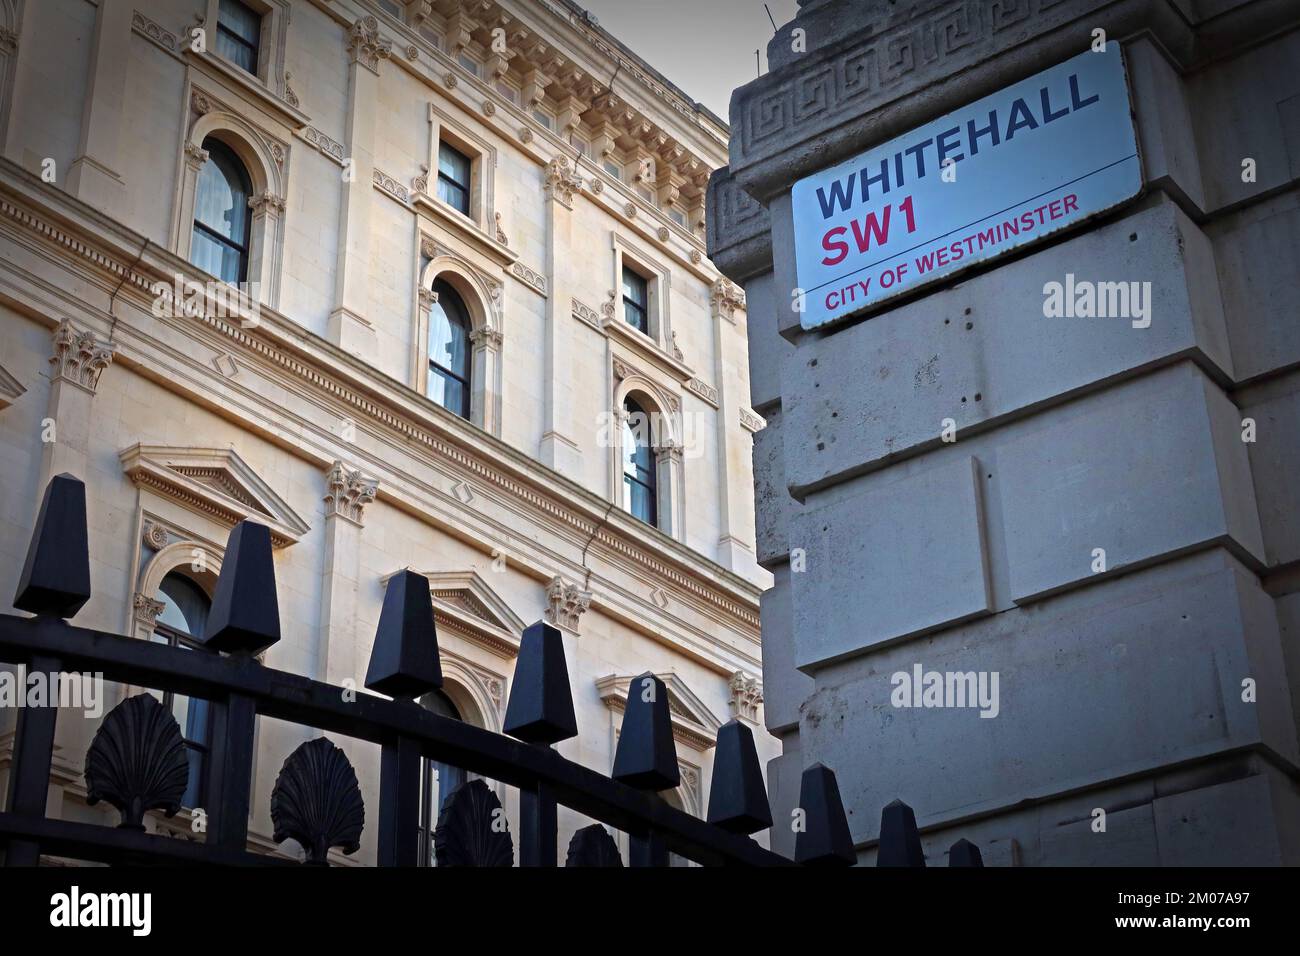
<box><xmin>575</xmin><ymin>0</ymin><xmax>801</xmax><ymax>122</ymax></box>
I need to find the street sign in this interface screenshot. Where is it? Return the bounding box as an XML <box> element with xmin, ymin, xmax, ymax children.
<box><xmin>791</xmin><ymin>46</ymin><xmax>1142</xmax><ymax>331</ymax></box>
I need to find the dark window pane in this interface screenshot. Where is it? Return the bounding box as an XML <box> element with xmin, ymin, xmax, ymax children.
<box><xmin>427</xmin><ymin>279</ymin><xmax>472</xmax><ymax>419</ymax></box>
<box><xmin>437</xmin><ymin>142</ymin><xmax>472</xmax><ymax>214</ymax></box>
<box><xmin>191</xmin><ymin>139</ymin><xmax>251</xmax><ymax>283</ymax></box>
<box><xmin>622</xmin><ymin>267</ymin><xmax>649</xmax><ymax>333</ymax></box>
<box><xmin>622</xmin><ymin>267</ymin><xmax>647</xmax><ymax>306</ymax></box>
<box><xmin>622</xmin><ymin>399</ymin><xmax>657</xmax><ymax>525</ymax></box>
<box><xmin>217</xmin><ymin>0</ymin><xmax>261</xmax><ymax>74</ymax></box>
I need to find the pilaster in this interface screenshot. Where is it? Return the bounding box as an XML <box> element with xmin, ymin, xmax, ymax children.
<box><xmin>318</xmin><ymin>460</ymin><xmax>378</xmax><ymax>686</ymax></box>
<box><xmin>41</xmin><ymin>319</ymin><xmax>115</xmax><ymax>487</ymax></box>
<box><xmin>538</xmin><ymin>156</ymin><xmax>584</xmax><ymax>477</ymax></box>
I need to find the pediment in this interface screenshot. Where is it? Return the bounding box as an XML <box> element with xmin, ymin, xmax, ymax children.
<box><xmin>385</xmin><ymin>569</ymin><xmax>524</xmax><ymax>659</ymax></box>
<box><xmin>119</xmin><ymin>444</ymin><xmax>309</xmax><ymax>547</ymax></box>
<box><xmin>0</xmin><ymin>362</ymin><xmax>25</xmax><ymax>410</ymax></box>
<box><xmin>596</xmin><ymin>672</ymin><xmax>722</xmax><ymax>751</ymax></box>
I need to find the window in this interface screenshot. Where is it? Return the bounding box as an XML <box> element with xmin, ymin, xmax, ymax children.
<box><xmin>571</xmin><ymin>136</ymin><xmax>589</xmax><ymax>159</ymax></box>
<box><xmin>495</xmin><ymin>80</ymin><xmax>518</xmax><ymax>105</ymax></box>
<box><xmin>216</xmin><ymin>0</ymin><xmax>262</xmax><ymax>75</ymax></box>
<box><xmin>457</xmin><ymin>53</ymin><xmax>480</xmax><ymax>76</ymax></box>
<box><xmin>152</xmin><ymin>572</ymin><xmax>214</xmax><ymax>809</ymax></box>
<box><xmin>668</xmin><ymin>207</ymin><xmax>686</xmax><ymax>227</ymax></box>
<box><xmin>603</xmin><ymin>159</ymin><xmax>622</xmax><ymax>180</ymax></box>
<box><xmin>191</xmin><ymin>138</ymin><xmax>252</xmax><ymax>284</ymax></box>
<box><xmin>417</xmin><ymin>690</ymin><xmax>467</xmax><ymax>866</ymax></box>
<box><xmin>428</xmin><ymin>279</ymin><xmax>472</xmax><ymax>419</ymax></box>
<box><xmin>622</xmin><ymin>266</ymin><xmax>649</xmax><ymax>335</ymax></box>
<box><xmin>437</xmin><ymin>141</ymin><xmax>472</xmax><ymax>216</ymax></box>
<box><xmin>532</xmin><ymin>108</ymin><xmax>553</xmax><ymax>131</ymax></box>
<box><xmin>622</xmin><ymin>397</ymin><xmax>657</xmax><ymax>526</ymax></box>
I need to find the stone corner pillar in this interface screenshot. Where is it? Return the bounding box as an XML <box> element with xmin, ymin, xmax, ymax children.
<box><xmin>40</xmin><ymin>319</ymin><xmax>115</xmax><ymax>487</ymax></box>
<box><xmin>318</xmin><ymin>460</ymin><xmax>379</xmax><ymax>687</ymax></box>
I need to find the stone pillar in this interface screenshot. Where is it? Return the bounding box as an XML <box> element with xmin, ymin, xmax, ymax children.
<box><xmin>708</xmin><ymin>278</ymin><xmax>755</xmax><ymax>574</ymax></box>
<box><xmin>318</xmin><ymin>461</ymin><xmax>378</xmax><ymax>687</ymax></box>
<box><xmin>66</xmin><ymin>0</ymin><xmax>132</xmax><ymax>211</ymax></box>
<box><xmin>469</xmin><ymin>325</ymin><xmax>503</xmax><ymax>436</ymax></box>
<box><xmin>655</xmin><ymin>440</ymin><xmax>685</xmax><ymax>542</ymax></box>
<box><xmin>41</xmin><ymin>319</ymin><xmax>115</xmax><ymax>487</ymax></box>
<box><xmin>328</xmin><ymin>16</ymin><xmax>390</xmax><ymax>364</ymax></box>
<box><xmin>709</xmin><ymin>0</ymin><xmax>1300</xmax><ymax>865</ymax></box>
<box><xmin>538</xmin><ymin>156</ymin><xmax>584</xmax><ymax>477</ymax></box>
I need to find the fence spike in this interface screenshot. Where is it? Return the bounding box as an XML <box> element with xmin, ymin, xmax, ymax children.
<box><xmin>877</xmin><ymin>798</ymin><xmax>926</xmax><ymax>866</ymax></box>
<box><xmin>203</xmin><ymin>520</ymin><xmax>280</xmax><ymax>654</ymax></box>
<box><xmin>14</xmin><ymin>473</ymin><xmax>91</xmax><ymax>618</ymax></box>
<box><xmin>365</xmin><ymin>569</ymin><xmax>443</xmax><ymax>699</ymax></box>
<box><xmin>611</xmin><ymin>672</ymin><xmax>679</xmax><ymax>790</ymax></box>
<box><xmin>794</xmin><ymin>763</ymin><xmax>856</xmax><ymax>866</ymax></box>
<box><xmin>948</xmin><ymin>837</ymin><xmax>984</xmax><ymax>867</ymax></box>
<box><xmin>706</xmin><ymin>718</ymin><xmax>772</xmax><ymax>834</ymax></box>
<box><xmin>503</xmin><ymin>620</ymin><xmax>577</xmax><ymax>744</ymax></box>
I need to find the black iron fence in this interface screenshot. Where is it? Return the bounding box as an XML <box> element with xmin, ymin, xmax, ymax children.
<box><xmin>0</xmin><ymin>473</ymin><xmax>980</xmax><ymax>867</ymax></box>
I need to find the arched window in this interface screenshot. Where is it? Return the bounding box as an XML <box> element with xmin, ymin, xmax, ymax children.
<box><xmin>428</xmin><ymin>279</ymin><xmax>472</xmax><ymax>419</ymax></box>
<box><xmin>622</xmin><ymin>397</ymin><xmax>657</xmax><ymax>526</ymax></box>
<box><xmin>153</xmin><ymin>571</ymin><xmax>214</xmax><ymax>809</ymax></box>
<box><xmin>417</xmin><ymin>689</ymin><xmax>468</xmax><ymax>866</ymax></box>
<box><xmin>191</xmin><ymin>138</ymin><xmax>252</xmax><ymax>284</ymax></box>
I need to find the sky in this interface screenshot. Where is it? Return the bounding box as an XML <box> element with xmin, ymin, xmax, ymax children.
<box><xmin>575</xmin><ymin>0</ymin><xmax>801</xmax><ymax>121</ymax></box>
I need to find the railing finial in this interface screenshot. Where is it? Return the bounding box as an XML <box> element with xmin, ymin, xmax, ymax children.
<box><xmin>503</xmin><ymin>620</ymin><xmax>577</xmax><ymax>744</ymax></box>
<box><xmin>611</xmin><ymin>672</ymin><xmax>679</xmax><ymax>791</ymax></box>
<box><xmin>794</xmin><ymin>763</ymin><xmax>856</xmax><ymax>866</ymax></box>
<box><xmin>14</xmin><ymin>473</ymin><xmax>91</xmax><ymax>618</ymax></box>
<box><xmin>203</xmin><ymin>520</ymin><xmax>281</xmax><ymax>654</ymax></box>
<box><xmin>365</xmin><ymin>569</ymin><xmax>442</xmax><ymax>699</ymax></box>
<box><xmin>706</xmin><ymin>718</ymin><xmax>773</xmax><ymax>834</ymax></box>
<box><xmin>877</xmin><ymin>797</ymin><xmax>926</xmax><ymax>867</ymax></box>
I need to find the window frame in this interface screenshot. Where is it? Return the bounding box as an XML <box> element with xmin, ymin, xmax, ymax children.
<box><xmin>191</xmin><ymin>137</ymin><xmax>254</xmax><ymax>285</ymax></box>
<box><xmin>621</xmin><ymin>397</ymin><xmax>658</xmax><ymax>527</ymax></box>
<box><xmin>151</xmin><ymin>571</ymin><xmax>216</xmax><ymax>810</ymax></box>
<box><xmin>436</xmin><ymin>140</ymin><xmax>473</xmax><ymax>218</ymax></box>
<box><xmin>215</xmin><ymin>0</ymin><xmax>263</xmax><ymax>77</ymax></box>
<box><xmin>621</xmin><ymin>266</ymin><xmax>650</xmax><ymax>336</ymax></box>
<box><xmin>426</xmin><ymin>278</ymin><xmax>473</xmax><ymax>420</ymax></box>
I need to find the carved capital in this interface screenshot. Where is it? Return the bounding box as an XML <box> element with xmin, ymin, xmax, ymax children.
<box><xmin>133</xmin><ymin>592</ymin><xmax>167</xmax><ymax>626</ymax></box>
<box><xmin>709</xmin><ymin>278</ymin><xmax>745</xmax><ymax>322</ymax></box>
<box><xmin>544</xmin><ymin>576</ymin><xmax>591</xmax><ymax>632</ymax></box>
<box><xmin>347</xmin><ymin>16</ymin><xmax>391</xmax><ymax>75</ymax></box>
<box><xmin>469</xmin><ymin>325</ymin><xmax>503</xmax><ymax>350</ymax></box>
<box><xmin>0</xmin><ymin>26</ymin><xmax>18</xmax><ymax>56</ymax></box>
<box><xmin>323</xmin><ymin>460</ymin><xmax>378</xmax><ymax>525</ymax></box>
<box><xmin>728</xmin><ymin>671</ymin><xmax>764</xmax><ymax>722</ymax></box>
<box><xmin>543</xmin><ymin>156</ymin><xmax>583</xmax><ymax>208</ymax></box>
<box><xmin>248</xmin><ymin>190</ymin><xmax>287</xmax><ymax>216</ymax></box>
<box><xmin>183</xmin><ymin>142</ymin><xmax>209</xmax><ymax>171</ymax></box>
<box><xmin>49</xmin><ymin>319</ymin><xmax>115</xmax><ymax>392</ymax></box>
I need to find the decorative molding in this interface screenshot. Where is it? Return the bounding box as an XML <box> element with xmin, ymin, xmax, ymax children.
<box><xmin>119</xmin><ymin>444</ymin><xmax>310</xmax><ymax>548</ymax></box>
<box><xmin>131</xmin><ymin>11</ymin><xmax>180</xmax><ymax>54</ymax></box>
<box><xmin>323</xmin><ymin>461</ymin><xmax>378</xmax><ymax>525</ymax></box>
<box><xmin>347</xmin><ymin>15</ymin><xmax>392</xmax><ymax>75</ymax></box>
<box><xmin>0</xmin><ymin>26</ymin><xmax>18</xmax><ymax>57</ymax></box>
<box><xmin>511</xmin><ymin>261</ymin><xmax>548</xmax><ymax>296</ymax></box>
<box><xmin>571</xmin><ymin>298</ymin><xmax>602</xmax><ymax>331</ymax></box>
<box><xmin>686</xmin><ymin>377</ymin><xmax>718</xmax><ymax>408</ymax></box>
<box><xmin>301</xmin><ymin>127</ymin><xmax>345</xmax><ymax>165</ymax></box>
<box><xmin>248</xmin><ymin>190</ymin><xmax>286</xmax><ymax>216</ymax></box>
<box><xmin>709</xmin><ymin>278</ymin><xmax>745</xmax><ymax>323</ymax></box>
<box><xmin>728</xmin><ymin>671</ymin><xmax>763</xmax><ymax>722</ymax></box>
<box><xmin>132</xmin><ymin>592</ymin><xmax>166</xmax><ymax>626</ymax></box>
<box><xmin>389</xmin><ymin>569</ymin><xmax>525</xmax><ymax>659</ymax></box>
<box><xmin>494</xmin><ymin>211</ymin><xmax>508</xmax><ymax>245</ymax></box>
<box><xmin>49</xmin><ymin>319</ymin><xmax>115</xmax><ymax>392</ymax></box>
<box><xmin>544</xmin><ymin>576</ymin><xmax>592</xmax><ymax>632</ymax></box>
<box><xmin>373</xmin><ymin>168</ymin><xmax>410</xmax><ymax>205</ymax></box>
<box><xmin>0</xmin><ymin>362</ymin><xmax>25</xmax><ymax>410</ymax></box>
<box><xmin>739</xmin><ymin>408</ymin><xmax>766</xmax><ymax>433</ymax></box>
<box><xmin>597</xmin><ymin>672</ymin><xmax>722</xmax><ymax>752</ymax></box>
<box><xmin>141</xmin><ymin>520</ymin><xmax>170</xmax><ymax>550</ymax></box>
<box><xmin>283</xmin><ymin>72</ymin><xmax>299</xmax><ymax>109</ymax></box>
<box><xmin>183</xmin><ymin>142</ymin><xmax>209</xmax><ymax>171</ymax></box>
<box><xmin>543</xmin><ymin>156</ymin><xmax>583</xmax><ymax>208</ymax></box>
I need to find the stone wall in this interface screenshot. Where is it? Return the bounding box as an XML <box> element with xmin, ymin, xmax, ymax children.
<box><xmin>711</xmin><ymin>0</ymin><xmax>1300</xmax><ymax>864</ymax></box>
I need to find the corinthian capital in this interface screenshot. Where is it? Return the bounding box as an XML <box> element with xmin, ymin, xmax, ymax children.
<box><xmin>543</xmin><ymin>156</ymin><xmax>583</xmax><ymax>209</ymax></box>
<box><xmin>347</xmin><ymin>16</ymin><xmax>391</xmax><ymax>75</ymax></box>
<box><xmin>544</xmin><ymin>575</ymin><xmax>592</xmax><ymax>632</ymax></box>
<box><xmin>323</xmin><ymin>460</ymin><xmax>379</xmax><ymax>524</ymax></box>
<box><xmin>50</xmin><ymin>319</ymin><xmax>115</xmax><ymax>392</ymax></box>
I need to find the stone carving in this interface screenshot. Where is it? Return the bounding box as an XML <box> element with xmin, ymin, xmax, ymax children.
<box><xmin>142</xmin><ymin>520</ymin><xmax>170</xmax><ymax>550</ymax></box>
<box><xmin>347</xmin><ymin>16</ymin><xmax>391</xmax><ymax>74</ymax></box>
<box><xmin>50</xmin><ymin>319</ymin><xmax>114</xmax><ymax>391</ymax></box>
<box><xmin>433</xmin><ymin>779</ymin><xmax>514</xmax><ymax>866</ymax></box>
<box><xmin>689</xmin><ymin>249</ymin><xmax>702</xmax><ymax>264</ymax></box>
<box><xmin>283</xmin><ymin>72</ymin><xmax>300</xmax><ymax>108</ymax></box>
<box><xmin>545</xmin><ymin>575</ymin><xmax>592</xmax><ymax>631</ymax></box>
<box><xmin>303</xmin><ymin>127</ymin><xmax>345</xmax><ymax>164</ymax></box>
<box><xmin>133</xmin><ymin>592</ymin><xmax>166</xmax><ymax>626</ymax></box>
<box><xmin>565</xmin><ymin>824</ymin><xmax>623</xmax><ymax>867</ymax></box>
<box><xmin>670</xmin><ymin>330</ymin><xmax>684</xmax><ymax>361</ymax></box>
<box><xmin>412</xmin><ymin>164</ymin><xmax>429</xmax><ymax>196</ymax></box>
<box><xmin>131</xmin><ymin>11</ymin><xmax>178</xmax><ymax>52</ymax></box>
<box><xmin>373</xmin><ymin>168</ymin><xmax>410</xmax><ymax>204</ymax></box>
<box><xmin>519</xmin><ymin>127</ymin><xmax>533</xmax><ymax>143</ymax></box>
<box><xmin>271</xmin><ymin>737</ymin><xmax>366</xmax><ymax>865</ymax></box>
<box><xmin>624</xmin><ymin>202</ymin><xmax>637</xmax><ymax>219</ymax></box>
<box><xmin>469</xmin><ymin>325</ymin><xmax>503</xmax><ymax>350</ymax></box>
<box><xmin>190</xmin><ymin>90</ymin><xmax>212</xmax><ymax>116</ymax></box>
<box><xmin>84</xmin><ymin>694</ymin><xmax>190</xmax><ymax>830</ymax></box>
<box><xmin>739</xmin><ymin>407</ymin><xmax>765</xmax><ymax>432</ymax></box>
<box><xmin>709</xmin><ymin>278</ymin><xmax>745</xmax><ymax>322</ymax></box>
<box><xmin>511</xmin><ymin>261</ymin><xmax>548</xmax><ymax>296</ymax></box>
<box><xmin>443</xmin><ymin>72</ymin><xmax>458</xmax><ymax>89</ymax></box>
<box><xmin>183</xmin><ymin>142</ymin><xmax>209</xmax><ymax>170</ymax></box>
<box><xmin>588</xmin><ymin>177</ymin><xmax>604</xmax><ymax>195</ymax></box>
<box><xmin>728</xmin><ymin>671</ymin><xmax>764</xmax><ymax>721</ymax></box>
<box><xmin>482</xmin><ymin>99</ymin><xmax>496</xmax><ymax>116</ymax></box>
<box><xmin>687</xmin><ymin>377</ymin><xmax>718</xmax><ymax>407</ymax></box>
<box><xmin>571</xmin><ymin>298</ymin><xmax>602</xmax><ymax>329</ymax></box>
<box><xmin>543</xmin><ymin>156</ymin><xmax>583</xmax><ymax>207</ymax></box>
<box><xmin>494</xmin><ymin>211</ymin><xmax>508</xmax><ymax>245</ymax></box>
<box><xmin>323</xmin><ymin>461</ymin><xmax>378</xmax><ymax>524</ymax></box>
<box><xmin>0</xmin><ymin>26</ymin><xmax>18</xmax><ymax>56</ymax></box>
<box><xmin>657</xmin><ymin>226</ymin><xmax>670</xmax><ymax>242</ymax></box>
<box><xmin>248</xmin><ymin>190</ymin><xmax>286</xmax><ymax>215</ymax></box>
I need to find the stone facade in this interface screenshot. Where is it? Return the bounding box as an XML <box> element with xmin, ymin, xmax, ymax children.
<box><xmin>711</xmin><ymin>0</ymin><xmax>1300</xmax><ymax>864</ymax></box>
<box><xmin>0</xmin><ymin>0</ymin><xmax>772</xmax><ymax>863</ymax></box>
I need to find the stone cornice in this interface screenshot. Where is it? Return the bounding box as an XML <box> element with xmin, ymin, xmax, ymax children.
<box><xmin>0</xmin><ymin>163</ymin><xmax>763</xmax><ymax>653</ymax></box>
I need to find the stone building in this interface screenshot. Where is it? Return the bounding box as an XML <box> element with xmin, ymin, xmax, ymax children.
<box><xmin>710</xmin><ymin>0</ymin><xmax>1300</xmax><ymax>864</ymax></box>
<box><xmin>0</xmin><ymin>0</ymin><xmax>772</xmax><ymax>864</ymax></box>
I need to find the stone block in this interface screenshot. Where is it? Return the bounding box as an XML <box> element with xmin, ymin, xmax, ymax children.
<box><xmin>760</xmin><ymin>563</ymin><xmax>814</xmax><ymax>734</ymax></box>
